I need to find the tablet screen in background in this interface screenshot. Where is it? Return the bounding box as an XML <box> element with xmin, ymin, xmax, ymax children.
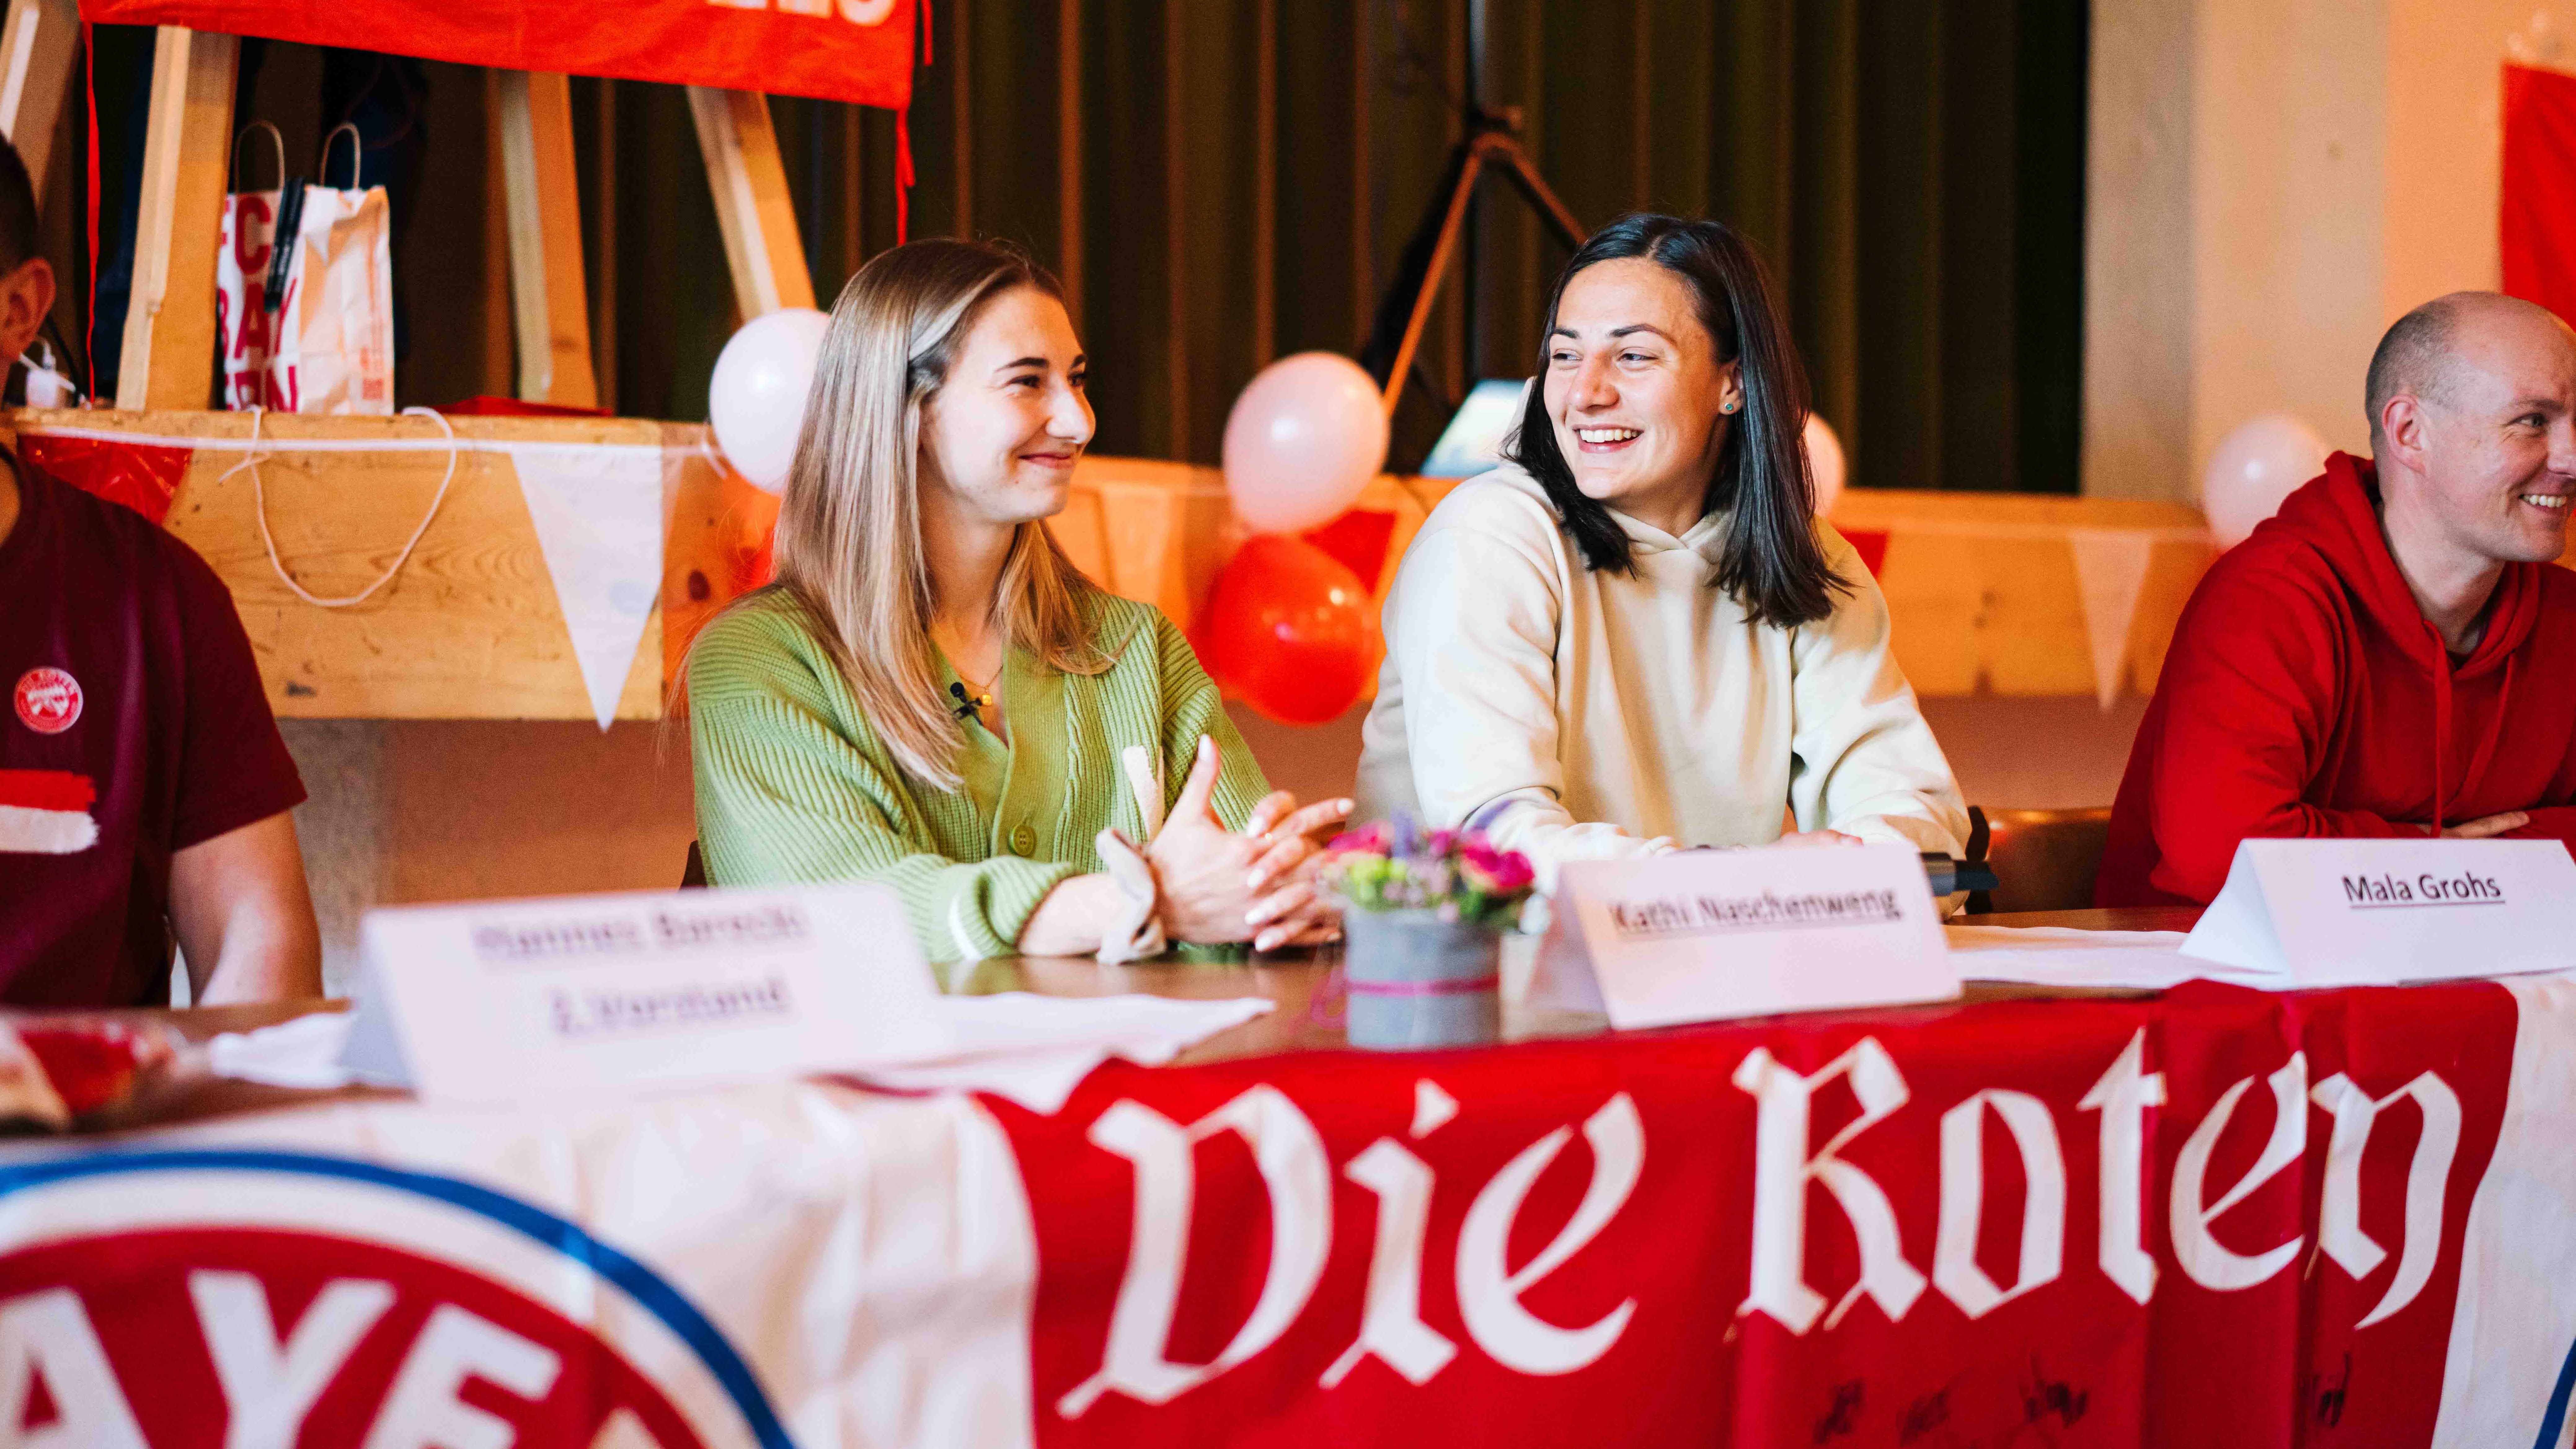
<box><xmin>1420</xmin><ymin>379</ymin><xmax>1533</xmax><ymax>478</ymax></box>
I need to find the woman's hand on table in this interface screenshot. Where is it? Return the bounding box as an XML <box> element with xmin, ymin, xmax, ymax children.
<box><xmin>1775</xmin><ymin>828</ymin><xmax>1865</xmax><ymax>848</ymax></box>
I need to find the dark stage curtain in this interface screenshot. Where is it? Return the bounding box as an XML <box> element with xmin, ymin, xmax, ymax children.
<box><xmin>69</xmin><ymin>2</ymin><xmax>2084</xmax><ymax>491</ymax></box>
<box><xmin>842</xmin><ymin>0</ymin><xmax>2089</xmax><ymax>491</ymax></box>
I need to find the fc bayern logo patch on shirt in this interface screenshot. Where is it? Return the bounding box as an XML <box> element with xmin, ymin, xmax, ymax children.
<box><xmin>12</xmin><ymin>667</ymin><xmax>80</xmax><ymax>734</ymax></box>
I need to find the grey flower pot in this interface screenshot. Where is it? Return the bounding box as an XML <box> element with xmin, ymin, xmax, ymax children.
<box><xmin>1343</xmin><ymin>908</ymin><xmax>1503</xmax><ymax>1050</ymax></box>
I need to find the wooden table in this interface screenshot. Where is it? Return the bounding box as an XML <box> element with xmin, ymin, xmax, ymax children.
<box><xmin>941</xmin><ymin>904</ymin><xmax>2206</xmax><ymax>1066</ymax></box>
<box><xmin>60</xmin><ymin>906</ymin><xmax>2206</xmax><ymax>1123</ymax></box>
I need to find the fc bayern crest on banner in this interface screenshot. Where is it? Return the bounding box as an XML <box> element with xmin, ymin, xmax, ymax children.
<box><xmin>0</xmin><ymin>1150</ymin><xmax>790</xmax><ymax>1449</ymax></box>
<box><xmin>11</xmin><ymin>668</ymin><xmax>80</xmax><ymax>735</ymax></box>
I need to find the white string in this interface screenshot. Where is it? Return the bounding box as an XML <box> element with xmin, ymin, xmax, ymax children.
<box><xmin>22</xmin><ymin>423</ymin><xmax>659</xmax><ymax>457</ymax></box>
<box><xmin>232</xmin><ymin>405</ymin><xmax>461</xmax><ymax>609</ymax></box>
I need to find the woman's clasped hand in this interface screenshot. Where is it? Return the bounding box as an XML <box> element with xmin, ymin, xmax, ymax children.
<box><xmin>1145</xmin><ymin>735</ymin><xmax>1349</xmax><ymax>951</ymax></box>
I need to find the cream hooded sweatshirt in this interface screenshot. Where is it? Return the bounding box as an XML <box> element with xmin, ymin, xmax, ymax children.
<box><xmin>1358</xmin><ymin>464</ymin><xmax>1969</xmax><ymax>884</ymax></box>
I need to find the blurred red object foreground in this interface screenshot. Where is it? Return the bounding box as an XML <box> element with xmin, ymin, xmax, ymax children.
<box><xmin>0</xmin><ymin>1017</ymin><xmax>174</xmax><ymax>1129</ymax></box>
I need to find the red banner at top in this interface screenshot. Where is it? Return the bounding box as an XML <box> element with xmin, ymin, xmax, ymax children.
<box><xmin>77</xmin><ymin>0</ymin><xmax>917</xmax><ymax>110</ymax></box>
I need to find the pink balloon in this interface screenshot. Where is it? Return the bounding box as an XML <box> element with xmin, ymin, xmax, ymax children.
<box><xmin>1222</xmin><ymin>352</ymin><xmax>1391</xmax><ymax>534</ymax></box>
<box><xmin>2202</xmin><ymin>414</ymin><xmax>2330</xmax><ymax>548</ymax></box>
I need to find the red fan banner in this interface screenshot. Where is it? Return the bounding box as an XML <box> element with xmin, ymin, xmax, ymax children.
<box><xmin>76</xmin><ymin>0</ymin><xmax>918</xmax><ymax>110</ymax></box>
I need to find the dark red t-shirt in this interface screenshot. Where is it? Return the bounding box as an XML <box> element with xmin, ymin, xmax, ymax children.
<box><xmin>0</xmin><ymin>459</ymin><xmax>305</xmax><ymax>1004</ymax></box>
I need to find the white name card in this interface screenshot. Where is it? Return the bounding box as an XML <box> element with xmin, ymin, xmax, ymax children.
<box><xmin>1530</xmin><ymin>842</ymin><xmax>1959</xmax><ymax>1029</ymax></box>
<box><xmin>2181</xmin><ymin>838</ymin><xmax>2576</xmax><ymax>988</ymax></box>
<box><xmin>348</xmin><ymin>882</ymin><xmax>951</xmax><ymax>1104</ymax></box>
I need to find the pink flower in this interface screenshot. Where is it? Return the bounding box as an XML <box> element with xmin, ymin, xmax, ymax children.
<box><xmin>1327</xmin><ymin>822</ymin><xmax>1392</xmax><ymax>855</ymax></box>
<box><xmin>1458</xmin><ymin>842</ymin><xmax>1534</xmax><ymax>896</ymax></box>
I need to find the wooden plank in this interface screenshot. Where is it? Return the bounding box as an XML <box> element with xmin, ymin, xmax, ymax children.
<box><xmin>493</xmin><ymin>71</ymin><xmax>600</xmax><ymax>408</ymax></box>
<box><xmin>593</xmin><ymin>78</ymin><xmax>620</xmax><ymax>414</ymax></box>
<box><xmin>686</xmin><ymin>86</ymin><xmax>816</xmax><ymax>317</ymax></box>
<box><xmin>0</xmin><ymin>0</ymin><xmax>79</xmax><ymax>195</ymax></box>
<box><xmin>1830</xmin><ymin>488</ymin><xmax>2205</xmax><ymax>533</ymax></box>
<box><xmin>115</xmin><ymin>27</ymin><xmax>235</xmax><ymax>411</ymax></box>
<box><xmin>18</xmin><ymin>410</ymin><xmax>686</xmax><ymax>720</ymax></box>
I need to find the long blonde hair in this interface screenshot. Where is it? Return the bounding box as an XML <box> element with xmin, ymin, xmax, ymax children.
<box><xmin>762</xmin><ymin>239</ymin><xmax>1104</xmax><ymax>789</ymax></box>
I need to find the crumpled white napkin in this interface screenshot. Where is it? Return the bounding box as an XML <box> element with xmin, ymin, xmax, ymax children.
<box><xmin>1092</xmin><ymin>827</ymin><xmax>1168</xmax><ymax>965</ymax></box>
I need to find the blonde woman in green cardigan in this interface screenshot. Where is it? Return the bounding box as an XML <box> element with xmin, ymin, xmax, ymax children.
<box><xmin>688</xmin><ymin>239</ymin><xmax>1348</xmax><ymax>974</ymax></box>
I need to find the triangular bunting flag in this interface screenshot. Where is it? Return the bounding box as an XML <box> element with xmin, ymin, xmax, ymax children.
<box><xmin>2070</xmin><ymin>530</ymin><xmax>2156</xmax><ymax>711</ymax></box>
<box><xmin>512</xmin><ymin>445</ymin><xmax>668</xmax><ymax>730</ymax></box>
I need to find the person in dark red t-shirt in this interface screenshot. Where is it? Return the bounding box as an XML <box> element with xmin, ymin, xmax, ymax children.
<box><xmin>0</xmin><ymin>140</ymin><xmax>318</xmax><ymax>1004</ymax></box>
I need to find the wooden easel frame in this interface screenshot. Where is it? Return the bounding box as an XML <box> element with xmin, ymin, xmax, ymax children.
<box><xmin>0</xmin><ymin>0</ymin><xmax>80</xmax><ymax>196</ymax></box>
<box><xmin>0</xmin><ymin>12</ymin><xmax>821</xmax><ymax>411</ymax></box>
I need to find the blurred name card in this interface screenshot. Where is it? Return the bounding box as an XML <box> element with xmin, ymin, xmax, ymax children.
<box><xmin>2181</xmin><ymin>838</ymin><xmax>2576</xmax><ymax>988</ymax></box>
<box><xmin>1531</xmin><ymin>842</ymin><xmax>1958</xmax><ymax>1028</ymax></box>
<box><xmin>347</xmin><ymin>883</ymin><xmax>949</xmax><ymax>1104</ymax></box>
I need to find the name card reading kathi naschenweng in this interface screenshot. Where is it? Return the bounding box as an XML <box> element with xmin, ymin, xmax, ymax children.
<box><xmin>2181</xmin><ymin>838</ymin><xmax>2576</xmax><ymax>988</ymax></box>
<box><xmin>1531</xmin><ymin>842</ymin><xmax>1959</xmax><ymax>1029</ymax></box>
<box><xmin>350</xmin><ymin>883</ymin><xmax>950</xmax><ymax>1104</ymax></box>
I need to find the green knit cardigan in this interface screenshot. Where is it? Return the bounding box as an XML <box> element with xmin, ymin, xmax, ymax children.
<box><xmin>686</xmin><ymin>587</ymin><xmax>1269</xmax><ymax>970</ymax></box>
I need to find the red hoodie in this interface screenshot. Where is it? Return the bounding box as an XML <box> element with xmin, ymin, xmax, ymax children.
<box><xmin>2098</xmin><ymin>452</ymin><xmax>2576</xmax><ymax>905</ymax></box>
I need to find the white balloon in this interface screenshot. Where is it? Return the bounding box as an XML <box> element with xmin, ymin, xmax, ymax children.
<box><xmin>709</xmin><ymin>308</ymin><xmax>831</xmax><ymax>494</ymax></box>
<box><xmin>1221</xmin><ymin>352</ymin><xmax>1391</xmax><ymax>534</ymax></box>
<box><xmin>2202</xmin><ymin>414</ymin><xmax>2330</xmax><ymax>548</ymax></box>
<box><xmin>1804</xmin><ymin>414</ymin><xmax>1847</xmax><ymax>516</ymax></box>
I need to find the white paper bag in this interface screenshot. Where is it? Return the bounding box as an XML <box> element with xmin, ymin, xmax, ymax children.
<box><xmin>271</xmin><ymin>124</ymin><xmax>396</xmax><ymax>415</ymax></box>
<box><xmin>215</xmin><ymin>122</ymin><xmax>285</xmax><ymax>410</ymax></box>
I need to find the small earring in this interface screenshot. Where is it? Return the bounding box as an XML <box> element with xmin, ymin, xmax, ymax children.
<box><xmin>1721</xmin><ymin>398</ymin><xmax>1740</xmax><ymax>414</ymax></box>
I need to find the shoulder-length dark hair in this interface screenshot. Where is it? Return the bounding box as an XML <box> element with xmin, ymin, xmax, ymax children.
<box><xmin>1502</xmin><ymin>213</ymin><xmax>1844</xmax><ymax>628</ymax></box>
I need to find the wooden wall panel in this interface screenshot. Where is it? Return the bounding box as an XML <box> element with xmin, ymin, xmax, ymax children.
<box><xmin>19</xmin><ymin>411</ymin><xmax>2216</xmax><ymax>719</ymax></box>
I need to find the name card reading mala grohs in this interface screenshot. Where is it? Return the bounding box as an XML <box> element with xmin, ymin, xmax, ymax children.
<box><xmin>2182</xmin><ymin>838</ymin><xmax>2576</xmax><ymax>988</ymax></box>
<box><xmin>1532</xmin><ymin>842</ymin><xmax>1959</xmax><ymax>1029</ymax></box>
<box><xmin>353</xmin><ymin>883</ymin><xmax>949</xmax><ymax>1104</ymax></box>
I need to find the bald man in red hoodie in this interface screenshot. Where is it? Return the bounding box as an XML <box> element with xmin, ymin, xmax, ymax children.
<box><xmin>2099</xmin><ymin>291</ymin><xmax>2576</xmax><ymax>906</ymax></box>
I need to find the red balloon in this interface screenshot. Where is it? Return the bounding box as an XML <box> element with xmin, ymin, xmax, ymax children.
<box><xmin>1193</xmin><ymin>535</ymin><xmax>1381</xmax><ymax>725</ymax></box>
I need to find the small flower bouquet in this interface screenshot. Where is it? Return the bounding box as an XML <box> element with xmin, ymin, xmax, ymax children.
<box><xmin>1321</xmin><ymin>821</ymin><xmax>1537</xmax><ymax>930</ymax></box>
<box><xmin>1321</xmin><ymin>820</ymin><xmax>1536</xmax><ymax>1050</ymax></box>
